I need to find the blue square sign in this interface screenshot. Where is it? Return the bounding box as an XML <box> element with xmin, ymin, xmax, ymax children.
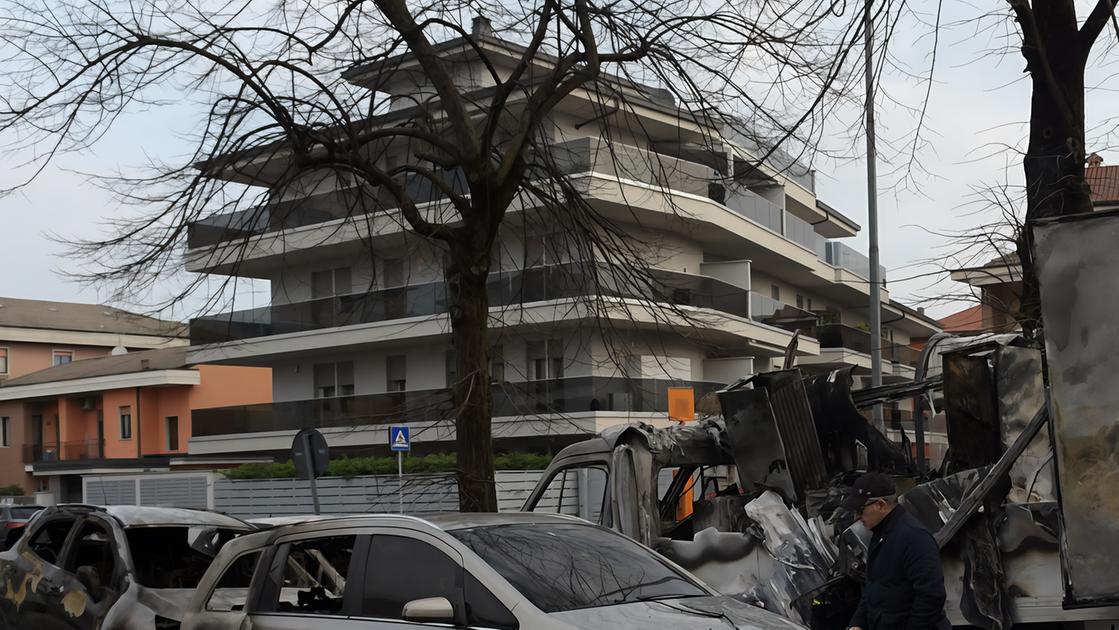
<box><xmin>389</xmin><ymin>425</ymin><xmax>411</xmax><ymax>452</ymax></box>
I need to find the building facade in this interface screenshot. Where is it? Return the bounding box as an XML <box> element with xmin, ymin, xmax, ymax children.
<box><xmin>0</xmin><ymin>347</ymin><xmax>272</xmax><ymax>501</ymax></box>
<box><xmin>182</xmin><ymin>29</ymin><xmax>940</xmax><ymax>459</ymax></box>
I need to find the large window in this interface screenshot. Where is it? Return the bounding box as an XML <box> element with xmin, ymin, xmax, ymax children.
<box><xmin>450</xmin><ymin>523</ymin><xmax>706</xmax><ymax>613</ymax></box>
<box><xmin>119</xmin><ymin>406</ymin><xmax>132</xmax><ymax>439</ymax></box>
<box><xmin>0</xmin><ymin>347</ymin><xmax>8</xmax><ymax>375</ymax></box>
<box><xmin>52</xmin><ymin>350</ymin><xmax>73</xmax><ymax>366</ymax></box>
<box><xmin>527</xmin><ymin>339</ymin><xmax>564</xmax><ymax>381</ymax></box>
<box><xmin>311</xmin><ymin>267</ymin><xmax>352</xmax><ymax>298</ymax></box>
<box><xmin>313</xmin><ymin>361</ymin><xmax>355</xmax><ymax>398</ymax></box>
<box><xmin>1</xmin><ymin>417</ymin><xmax>8</xmax><ymax>447</ymax></box>
<box><xmin>386</xmin><ymin>355</ymin><xmax>407</xmax><ymax>392</ymax></box>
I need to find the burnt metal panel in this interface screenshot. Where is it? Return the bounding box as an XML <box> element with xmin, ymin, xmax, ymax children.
<box><xmin>719</xmin><ymin>387</ymin><xmax>798</xmax><ymax>501</ymax></box>
<box><xmin>992</xmin><ymin>346</ymin><xmax>1054</xmax><ymax>503</ymax></box>
<box><xmin>942</xmin><ymin>352</ymin><xmax>1002</xmax><ymax>472</ymax></box>
<box><xmin>751</xmin><ymin>370</ymin><xmax>829</xmax><ymax>496</ymax></box>
<box><xmin>1033</xmin><ymin>210</ymin><xmax>1119</xmax><ymax>607</ymax></box>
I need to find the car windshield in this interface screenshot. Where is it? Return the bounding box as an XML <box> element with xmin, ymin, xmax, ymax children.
<box><xmin>126</xmin><ymin>526</ymin><xmax>243</xmax><ymax>589</ymax></box>
<box><xmin>449</xmin><ymin>523</ymin><xmax>707</xmax><ymax>613</ymax></box>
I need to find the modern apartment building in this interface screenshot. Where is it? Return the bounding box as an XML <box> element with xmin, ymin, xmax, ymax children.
<box><xmin>182</xmin><ymin>26</ymin><xmax>940</xmax><ymax>459</ymax></box>
<box><xmin>0</xmin><ymin>347</ymin><xmax>272</xmax><ymax>501</ymax></box>
<box><xmin>0</xmin><ymin>296</ymin><xmax>186</xmax><ymax>383</ymax></box>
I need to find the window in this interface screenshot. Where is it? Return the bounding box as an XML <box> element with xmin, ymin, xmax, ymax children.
<box><xmin>126</xmin><ymin>527</ymin><xmax>243</xmax><ymax>589</ymax></box>
<box><xmin>466</xmin><ymin>575</ymin><xmax>519</xmax><ymax>630</ymax></box>
<box><xmin>387</xmin><ymin>355</ymin><xmax>407</xmax><ymax>392</ymax></box>
<box><xmin>206</xmin><ymin>551</ymin><xmax>261</xmax><ymax>611</ymax></box>
<box><xmin>529</xmin><ymin>466</ymin><xmax>609</xmax><ymax>525</ymax></box>
<box><xmin>383</xmin><ymin>258</ymin><xmax>404</xmax><ymax>287</ymax></box>
<box><xmin>796</xmin><ymin>294</ymin><xmax>804</xmax><ymax>309</ymax></box>
<box><xmin>807</xmin><ymin>297</ymin><xmax>814</xmax><ymax>311</ymax></box>
<box><xmin>771</xmin><ymin>284</ymin><xmax>780</xmax><ymax>301</ymax></box>
<box><xmin>52</xmin><ymin>350</ymin><xmax>73</xmax><ymax>366</ymax></box>
<box><xmin>119</xmin><ymin>406</ymin><xmax>132</xmax><ymax>440</ymax></box>
<box><xmin>66</xmin><ymin>520</ymin><xmax>117</xmax><ymax>601</ymax></box>
<box><xmin>445</xmin><ymin>350</ymin><xmax>457</xmax><ymax>388</ymax></box>
<box><xmin>311</xmin><ymin>267</ymin><xmax>352</xmax><ymax>298</ymax></box>
<box><xmin>0</xmin><ymin>347</ymin><xmax>8</xmax><ymax>375</ymax></box>
<box><xmin>27</xmin><ymin>517</ymin><xmax>76</xmax><ymax>565</ymax></box>
<box><xmin>527</xmin><ymin>339</ymin><xmax>564</xmax><ymax>381</ymax></box>
<box><xmin>524</xmin><ymin>232</ymin><xmax>565</xmax><ymax>267</ymax></box>
<box><xmin>1</xmin><ymin>417</ymin><xmax>8</xmax><ymax>447</ymax></box>
<box><xmin>166</xmin><ymin>416</ymin><xmax>179</xmax><ymax>451</ymax></box>
<box><xmin>313</xmin><ymin>361</ymin><xmax>355</xmax><ymax>398</ymax></box>
<box><xmin>259</xmin><ymin>535</ymin><xmax>358</xmax><ymax>615</ymax></box>
<box><xmin>491</xmin><ymin>344</ymin><xmax>505</xmax><ymax>382</ymax></box>
<box><xmin>362</xmin><ymin>536</ymin><xmax>460</xmax><ymax>620</ymax></box>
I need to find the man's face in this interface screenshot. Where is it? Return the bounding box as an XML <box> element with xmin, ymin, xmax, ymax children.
<box><xmin>856</xmin><ymin>497</ymin><xmax>892</xmax><ymax>529</ymax></box>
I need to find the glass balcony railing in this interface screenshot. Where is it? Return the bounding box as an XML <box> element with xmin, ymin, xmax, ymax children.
<box><xmin>190</xmin><ymin>377</ymin><xmax>725</xmax><ymax>437</ymax></box>
<box><xmin>824</xmin><ymin>241</ymin><xmax>887</xmax><ymax>283</ymax></box>
<box><xmin>812</xmin><ymin>324</ymin><xmax>920</xmax><ymax>367</ymax></box>
<box><xmin>190</xmin><ymin>263</ymin><xmax>793</xmax><ymax>344</ymax></box>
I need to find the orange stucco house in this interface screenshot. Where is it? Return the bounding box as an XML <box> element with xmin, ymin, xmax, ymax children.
<box><xmin>0</xmin><ymin>346</ymin><xmax>271</xmax><ymax>502</ymax></box>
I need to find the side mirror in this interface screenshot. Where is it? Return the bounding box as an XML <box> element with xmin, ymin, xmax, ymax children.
<box><xmin>402</xmin><ymin>596</ymin><xmax>455</xmax><ymax>623</ymax></box>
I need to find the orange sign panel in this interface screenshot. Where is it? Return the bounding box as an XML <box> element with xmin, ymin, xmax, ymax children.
<box><xmin>667</xmin><ymin>387</ymin><xmax>695</xmax><ymax>423</ymax></box>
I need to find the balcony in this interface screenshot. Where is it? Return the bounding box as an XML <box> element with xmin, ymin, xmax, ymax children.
<box><xmin>812</xmin><ymin>324</ymin><xmax>921</xmax><ymax>368</ymax></box>
<box><xmin>191</xmin><ymin>377</ymin><xmax>725</xmax><ymax>437</ymax></box>
<box><xmin>825</xmin><ymin>242</ymin><xmax>887</xmax><ymax>283</ymax></box>
<box><xmin>190</xmin><ymin>262</ymin><xmax>796</xmax><ymax>344</ymax></box>
<box><xmin>23</xmin><ymin>439</ymin><xmax>104</xmax><ymax>463</ymax></box>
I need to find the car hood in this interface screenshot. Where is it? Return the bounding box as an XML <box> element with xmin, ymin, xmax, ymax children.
<box><xmin>549</xmin><ymin>595</ymin><xmax>808</xmax><ymax>630</ymax></box>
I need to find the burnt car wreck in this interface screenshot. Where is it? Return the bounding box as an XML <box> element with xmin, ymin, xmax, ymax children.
<box><xmin>525</xmin><ymin>206</ymin><xmax>1119</xmax><ymax>630</ymax></box>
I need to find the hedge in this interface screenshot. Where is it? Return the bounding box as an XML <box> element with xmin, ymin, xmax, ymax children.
<box><xmin>223</xmin><ymin>452</ymin><xmax>553</xmax><ymax>480</ymax></box>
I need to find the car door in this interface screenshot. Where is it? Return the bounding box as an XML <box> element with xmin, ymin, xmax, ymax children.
<box><xmin>246</xmin><ymin>530</ymin><xmax>371</xmax><ymax>630</ymax></box>
<box><xmin>1</xmin><ymin>513</ymin><xmax>81</xmax><ymax>630</ymax></box>
<box><xmin>352</xmin><ymin>529</ymin><xmax>520</xmax><ymax>629</ymax></box>
<box><xmin>54</xmin><ymin>516</ymin><xmax>124</xmax><ymax>627</ymax></box>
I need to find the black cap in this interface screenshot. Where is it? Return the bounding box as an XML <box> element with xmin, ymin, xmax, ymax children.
<box><xmin>840</xmin><ymin>472</ymin><xmax>896</xmax><ymax>512</ymax></box>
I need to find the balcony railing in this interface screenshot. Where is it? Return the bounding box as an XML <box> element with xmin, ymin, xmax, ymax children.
<box><xmin>825</xmin><ymin>241</ymin><xmax>887</xmax><ymax>283</ymax></box>
<box><xmin>812</xmin><ymin>324</ymin><xmax>921</xmax><ymax>367</ymax></box>
<box><xmin>191</xmin><ymin>377</ymin><xmax>725</xmax><ymax>437</ymax></box>
<box><xmin>191</xmin><ymin>263</ymin><xmax>785</xmax><ymax>344</ymax></box>
<box><xmin>23</xmin><ymin>439</ymin><xmax>104</xmax><ymax>463</ymax></box>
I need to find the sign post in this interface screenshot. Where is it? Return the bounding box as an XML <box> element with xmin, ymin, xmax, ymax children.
<box><xmin>291</xmin><ymin>428</ymin><xmax>329</xmax><ymax>515</ymax></box>
<box><xmin>389</xmin><ymin>425</ymin><xmax>411</xmax><ymax>513</ymax></box>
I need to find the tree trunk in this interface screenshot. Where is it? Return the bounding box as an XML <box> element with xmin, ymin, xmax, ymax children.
<box><xmin>447</xmin><ymin>247</ymin><xmax>498</xmax><ymax>512</ymax></box>
<box><xmin>1014</xmin><ymin>2</ymin><xmax>1095</xmax><ymax>336</ymax></box>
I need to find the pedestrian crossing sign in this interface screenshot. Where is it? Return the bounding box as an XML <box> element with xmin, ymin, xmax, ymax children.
<box><xmin>390</xmin><ymin>425</ymin><xmax>411</xmax><ymax>452</ymax></box>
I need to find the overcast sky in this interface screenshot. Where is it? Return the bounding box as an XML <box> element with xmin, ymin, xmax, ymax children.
<box><xmin>0</xmin><ymin>0</ymin><xmax>1115</xmax><ymax>322</ymax></box>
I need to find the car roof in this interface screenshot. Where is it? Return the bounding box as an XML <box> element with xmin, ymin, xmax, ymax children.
<box><xmin>233</xmin><ymin>511</ymin><xmax>589</xmax><ymax>538</ymax></box>
<box><xmin>424</xmin><ymin>511</ymin><xmax>588</xmax><ymax>531</ymax></box>
<box><xmin>51</xmin><ymin>504</ymin><xmax>252</xmax><ymax>530</ymax></box>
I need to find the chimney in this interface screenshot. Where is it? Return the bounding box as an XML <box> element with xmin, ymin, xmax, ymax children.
<box><xmin>472</xmin><ymin>15</ymin><xmax>492</xmax><ymax>39</ymax></box>
<box><xmin>1088</xmin><ymin>152</ymin><xmax>1104</xmax><ymax>168</ymax></box>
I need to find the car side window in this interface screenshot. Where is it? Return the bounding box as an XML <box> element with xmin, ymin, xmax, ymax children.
<box><xmin>258</xmin><ymin>535</ymin><xmax>357</xmax><ymax>616</ymax></box>
<box><xmin>529</xmin><ymin>465</ymin><xmax>609</xmax><ymax>525</ymax></box>
<box><xmin>466</xmin><ymin>573</ymin><xmax>519</xmax><ymax>629</ymax></box>
<box><xmin>361</xmin><ymin>535</ymin><xmax>460</xmax><ymax>620</ymax></box>
<box><xmin>65</xmin><ymin>520</ymin><xmax>118</xmax><ymax>600</ymax></box>
<box><xmin>206</xmin><ymin>550</ymin><xmax>262</xmax><ymax>612</ymax></box>
<box><xmin>26</xmin><ymin>517</ymin><xmax>76</xmax><ymax>565</ymax></box>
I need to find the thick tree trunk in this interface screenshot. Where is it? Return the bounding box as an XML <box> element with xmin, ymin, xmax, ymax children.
<box><xmin>1014</xmin><ymin>2</ymin><xmax>1095</xmax><ymax>335</ymax></box>
<box><xmin>447</xmin><ymin>248</ymin><xmax>498</xmax><ymax>512</ymax></box>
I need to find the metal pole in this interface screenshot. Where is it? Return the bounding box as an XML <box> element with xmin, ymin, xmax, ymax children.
<box><xmin>864</xmin><ymin>0</ymin><xmax>884</xmax><ymax>431</ymax></box>
<box><xmin>397</xmin><ymin>451</ymin><xmax>404</xmax><ymax>514</ymax></box>
<box><xmin>304</xmin><ymin>432</ymin><xmax>321</xmax><ymax>515</ymax></box>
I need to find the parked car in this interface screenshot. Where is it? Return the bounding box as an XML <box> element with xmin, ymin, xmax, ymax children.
<box><xmin>0</xmin><ymin>504</ymin><xmax>254</xmax><ymax>629</ymax></box>
<box><xmin>0</xmin><ymin>504</ymin><xmax>45</xmax><ymax>551</ymax></box>
<box><xmin>183</xmin><ymin>512</ymin><xmax>810</xmax><ymax>630</ymax></box>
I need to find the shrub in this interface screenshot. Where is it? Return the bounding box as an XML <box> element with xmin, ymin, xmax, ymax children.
<box><xmin>0</xmin><ymin>484</ymin><xmax>25</xmax><ymax>496</ymax></box>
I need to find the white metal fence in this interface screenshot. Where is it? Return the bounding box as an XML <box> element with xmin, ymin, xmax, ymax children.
<box><xmin>83</xmin><ymin>470</ymin><xmax>555</xmax><ymax>518</ymax></box>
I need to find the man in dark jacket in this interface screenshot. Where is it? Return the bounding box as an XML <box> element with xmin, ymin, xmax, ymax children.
<box><xmin>843</xmin><ymin>473</ymin><xmax>951</xmax><ymax>630</ymax></box>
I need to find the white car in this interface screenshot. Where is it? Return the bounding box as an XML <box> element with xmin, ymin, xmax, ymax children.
<box><xmin>183</xmin><ymin>512</ymin><xmax>810</xmax><ymax>630</ymax></box>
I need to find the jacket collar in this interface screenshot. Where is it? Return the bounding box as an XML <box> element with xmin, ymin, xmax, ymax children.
<box><xmin>872</xmin><ymin>504</ymin><xmax>905</xmax><ymax>535</ymax></box>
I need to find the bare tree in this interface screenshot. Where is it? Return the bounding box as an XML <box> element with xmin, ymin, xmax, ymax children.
<box><xmin>0</xmin><ymin>0</ymin><xmax>882</xmax><ymax>511</ymax></box>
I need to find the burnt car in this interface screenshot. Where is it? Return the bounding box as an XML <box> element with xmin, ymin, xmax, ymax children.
<box><xmin>0</xmin><ymin>504</ymin><xmax>253</xmax><ymax>629</ymax></box>
<box><xmin>0</xmin><ymin>504</ymin><xmax>44</xmax><ymax>551</ymax></box>
<box><xmin>183</xmin><ymin>512</ymin><xmax>810</xmax><ymax>630</ymax></box>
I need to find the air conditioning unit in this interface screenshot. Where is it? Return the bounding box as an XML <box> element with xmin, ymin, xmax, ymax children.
<box><xmin>79</xmin><ymin>398</ymin><xmax>96</xmax><ymax>411</ymax></box>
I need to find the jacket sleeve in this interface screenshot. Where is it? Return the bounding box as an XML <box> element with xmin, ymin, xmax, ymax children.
<box><xmin>902</xmin><ymin>528</ymin><xmax>947</xmax><ymax>630</ymax></box>
<box><xmin>849</xmin><ymin>587</ymin><xmax>869</xmax><ymax>630</ymax></box>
